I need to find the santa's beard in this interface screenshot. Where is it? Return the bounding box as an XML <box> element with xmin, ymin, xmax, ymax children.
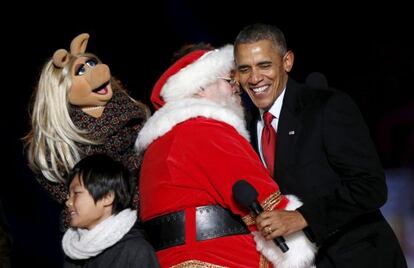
<box><xmin>217</xmin><ymin>94</ymin><xmax>245</xmax><ymax>120</ymax></box>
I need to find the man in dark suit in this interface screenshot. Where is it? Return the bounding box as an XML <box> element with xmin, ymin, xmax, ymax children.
<box><xmin>234</xmin><ymin>23</ymin><xmax>407</xmax><ymax>267</ymax></box>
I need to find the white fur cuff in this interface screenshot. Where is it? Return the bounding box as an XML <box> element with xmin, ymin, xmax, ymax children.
<box><xmin>253</xmin><ymin>195</ymin><xmax>317</xmax><ymax>268</ymax></box>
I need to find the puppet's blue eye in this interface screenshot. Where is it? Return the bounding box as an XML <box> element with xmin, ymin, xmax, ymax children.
<box><xmin>86</xmin><ymin>58</ymin><xmax>97</xmax><ymax>67</ymax></box>
<box><xmin>75</xmin><ymin>65</ymin><xmax>86</xmax><ymax>76</ymax></box>
<box><xmin>75</xmin><ymin>58</ymin><xmax>98</xmax><ymax>76</ymax></box>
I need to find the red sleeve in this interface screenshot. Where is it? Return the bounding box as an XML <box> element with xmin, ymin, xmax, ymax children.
<box><xmin>170</xmin><ymin>119</ymin><xmax>287</xmax><ymax>224</ymax></box>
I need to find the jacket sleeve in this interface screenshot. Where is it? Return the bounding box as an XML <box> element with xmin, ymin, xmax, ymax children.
<box><xmin>177</xmin><ymin>121</ymin><xmax>284</xmax><ymax>217</ymax></box>
<box><xmin>297</xmin><ymin>92</ymin><xmax>387</xmax><ymax>243</ymax></box>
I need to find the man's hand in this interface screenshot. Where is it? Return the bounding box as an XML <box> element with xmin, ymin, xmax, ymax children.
<box><xmin>256</xmin><ymin>210</ymin><xmax>308</xmax><ymax>240</ymax></box>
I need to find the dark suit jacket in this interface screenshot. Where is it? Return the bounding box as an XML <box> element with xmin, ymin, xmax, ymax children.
<box><xmin>247</xmin><ymin>78</ymin><xmax>406</xmax><ymax>267</ymax></box>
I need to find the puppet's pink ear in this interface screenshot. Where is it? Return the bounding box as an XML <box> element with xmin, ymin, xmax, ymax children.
<box><xmin>70</xmin><ymin>33</ymin><xmax>89</xmax><ymax>55</ymax></box>
<box><xmin>52</xmin><ymin>49</ymin><xmax>70</xmax><ymax>68</ymax></box>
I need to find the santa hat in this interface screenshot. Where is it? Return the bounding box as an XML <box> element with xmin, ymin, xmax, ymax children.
<box><xmin>151</xmin><ymin>44</ymin><xmax>234</xmax><ymax>110</ymax></box>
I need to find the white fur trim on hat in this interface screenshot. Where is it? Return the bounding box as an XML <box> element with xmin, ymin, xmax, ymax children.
<box><xmin>161</xmin><ymin>45</ymin><xmax>234</xmax><ymax>102</ymax></box>
<box><xmin>135</xmin><ymin>98</ymin><xmax>249</xmax><ymax>152</ymax></box>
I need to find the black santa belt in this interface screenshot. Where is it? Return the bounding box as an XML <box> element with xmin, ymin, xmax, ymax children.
<box><xmin>143</xmin><ymin>205</ymin><xmax>250</xmax><ymax>251</ymax></box>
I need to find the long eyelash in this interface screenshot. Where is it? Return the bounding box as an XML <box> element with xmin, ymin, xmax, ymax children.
<box><xmin>88</xmin><ymin>57</ymin><xmax>98</xmax><ymax>64</ymax></box>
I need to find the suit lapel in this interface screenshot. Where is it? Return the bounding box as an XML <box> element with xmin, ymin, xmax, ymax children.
<box><xmin>246</xmin><ymin>79</ymin><xmax>303</xmax><ymax>180</ymax></box>
<box><xmin>275</xmin><ymin>79</ymin><xmax>302</xmax><ymax>179</ymax></box>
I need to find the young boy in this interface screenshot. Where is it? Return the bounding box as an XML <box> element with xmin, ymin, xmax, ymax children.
<box><xmin>62</xmin><ymin>154</ymin><xmax>159</xmax><ymax>267</ymax></box>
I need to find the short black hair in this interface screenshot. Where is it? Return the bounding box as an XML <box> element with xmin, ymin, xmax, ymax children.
<box><xmin>67</xmin><ymin>154</ymin><xmax>133</xmax><ymax>214</ymax></box>
<box><xmin>234</xmin><ymin>23</ymin><xmax>288</xmax><ymax>56</ymax></box>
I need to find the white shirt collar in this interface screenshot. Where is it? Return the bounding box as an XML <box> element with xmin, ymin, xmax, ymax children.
<box><xmin>259</xmin><ymin>87</ymin><xmax>286</xmax><ymax>121</ymax></box>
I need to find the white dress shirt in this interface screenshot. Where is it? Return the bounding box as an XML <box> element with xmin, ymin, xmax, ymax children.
<box><xmin>257</xmin><ymin>88</ymin><xmax>286</xmax><ymax>166</ymax></box>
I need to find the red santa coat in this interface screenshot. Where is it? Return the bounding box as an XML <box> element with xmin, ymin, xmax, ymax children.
<box><xmin>136</xmin><ymin>99</ymin><xmax>316</xmax><ymax>268</ymax></box>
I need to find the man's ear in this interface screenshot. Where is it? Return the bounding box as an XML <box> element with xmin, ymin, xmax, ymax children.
<box><xmin>283</xmin><ymin>50</ymin><xmax>294</xmax><ymax>73</ymax></box>
<box><xmin>102</xmin><ymin>191</ymin><xmax>115</xmax><ymax>207</ymax></box>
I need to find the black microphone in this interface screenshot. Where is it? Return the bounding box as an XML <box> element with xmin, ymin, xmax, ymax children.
<box><xmin>232</xmin><ymin>179</ymin><xmax>289</xmax><ymax>253</ymax></box>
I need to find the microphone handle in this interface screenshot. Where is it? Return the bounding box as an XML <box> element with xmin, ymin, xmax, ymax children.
<box><xmin>250</xmin><ymin>201</ymin><xmax>289</xmax><ymax>253</ymax></box>
<box><xmin>274</xmin><ymin>236</ymin><xmax>289</xmax><ymax>253</ymax></box>
<box><xmin>250</xmin><ymin>201</ymin><xmax>263</xmax><ymax>215</ymax></box>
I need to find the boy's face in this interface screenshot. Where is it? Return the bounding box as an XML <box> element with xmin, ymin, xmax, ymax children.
<box><xmin>65</xmin><ymin>175</ymin><xmax>111</xmax><ymax>230</ymax></box>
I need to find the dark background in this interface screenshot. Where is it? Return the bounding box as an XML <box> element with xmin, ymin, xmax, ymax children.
<box><xmin>1</xmin><ymin>2</ymin><xmax>413</xmax><ymax>267</ymax></box>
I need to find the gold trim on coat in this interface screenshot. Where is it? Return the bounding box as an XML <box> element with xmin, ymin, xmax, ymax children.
<box><xmin>171</xmin><ymin>260</ymin><xmax>227</xmax><ymax>268</ymax></box>
<box><xmin>241</xmin><ymin>191</ymin><xmax>281</xmax><ymax>226</ymax></box>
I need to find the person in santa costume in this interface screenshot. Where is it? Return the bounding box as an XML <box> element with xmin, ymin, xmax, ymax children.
<box><xmin>135</xmin><ymin>44</ymin><xmax>316</xmax><ymax>268</ymax></box>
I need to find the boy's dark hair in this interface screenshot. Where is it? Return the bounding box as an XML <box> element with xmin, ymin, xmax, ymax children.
<box><xmin>67</xmin><ymin>154</ymin><xmax>133</xmax><ymax>214</ymax></box>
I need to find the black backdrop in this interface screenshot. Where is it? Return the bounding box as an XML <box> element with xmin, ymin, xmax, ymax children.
<box><xmin>1</xmin><ymin>2</ymin><xmax>413</xmax><ymax>267</ymax></box>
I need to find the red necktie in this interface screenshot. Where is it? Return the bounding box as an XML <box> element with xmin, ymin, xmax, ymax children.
<box><xmin>261</xmin><ymin>112</ymin><xmax>276</xmax><ymax>176</ymax></box>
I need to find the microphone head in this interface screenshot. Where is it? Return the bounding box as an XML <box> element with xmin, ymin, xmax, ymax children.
<box><xmin>232</xmin><ymin>179</ymin><xmax>258</xmax><ymax>208</ymax></box>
